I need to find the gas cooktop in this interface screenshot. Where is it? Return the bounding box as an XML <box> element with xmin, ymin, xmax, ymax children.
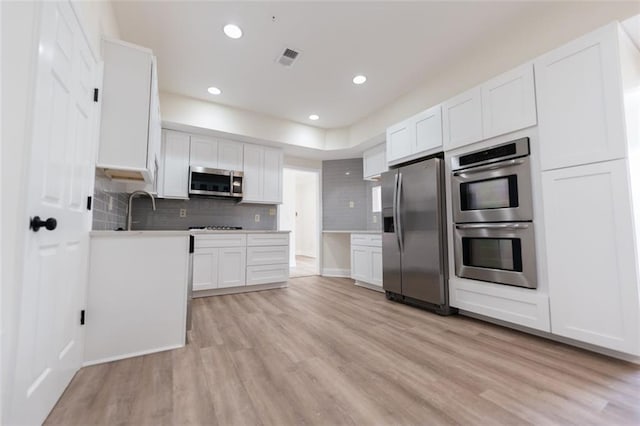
<box><xmin>189</xmin><ymin>226</ymin><xmax>243</xmax><ymax>231</ymax></box>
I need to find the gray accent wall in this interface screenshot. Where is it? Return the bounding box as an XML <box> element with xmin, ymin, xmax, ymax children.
<box><xmin>92</xmin><ymin>173</ymin><xmax>128</xmax><ymax>231</ymax></box>
<box><xmin>130</xmin><ymin>197</ymin><xmax>277</xmax><ymax>230</ymax></box>
<box><xmin>323</xmin><ymin>159</ymin><xmax>382</xmax><ymax>231</ymax></box>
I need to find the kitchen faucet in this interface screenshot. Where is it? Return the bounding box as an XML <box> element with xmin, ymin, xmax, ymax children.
<box><xmin>127</xmin><ymin>190</ymin><xmax>156</xmax><ymax>231</ymax></box>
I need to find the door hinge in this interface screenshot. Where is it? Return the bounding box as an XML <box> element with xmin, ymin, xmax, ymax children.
<box><xmin>80</xmin><ymin>310</ymin><xmax>85</xmax><ymax>325</ymax></box>
<box><xmin>87</xmin><ymin>196</ymin><xmax>92</xmax><ymax>211</ymax></box>
<box><xmin>93</xmin><ymin>88</ymin><xmax>99</xmax><ymax>102</ymax></box>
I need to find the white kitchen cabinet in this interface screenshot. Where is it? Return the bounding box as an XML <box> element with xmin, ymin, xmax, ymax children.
<box><xmin>242</xmin><ymin>144</ymin><xmax>283</xmax><ymax>204</ymax></box>
<box><xmin>386</xmin><ymin>105</ymin><xmax>442</xmax><ymax>166</ymax></box>
<box><xmin>192</xmin><ymin>248</ymin><xmax>218</xmax><ymax>291</ymax></box>
<box><xmin>350</xmin><ymin>234</ymin><xmax>382</xmax><ymax>289</ymax></box>
<box><xmin>442</xmin><ymin>87</ymin><xmax>483</xmax><ymax>151</ymax></box>
<box><xmin>542</xmin><ymin>160</ymin><xmax>640</xmax><ymax>355</ymax></box>
<box><xmin>218</xmin><ymin>247</ymin><xmax>247</xmax><ymax>288</ymax></box>
<box><xmin>363</xmin><ymin>143</ymin><xmax>388</xmax><ymax>180</ymax></box>
<box><xmin>246</xmin><ymin>233</ymin><xmax>289</xmax><ymax>286</ymax></box>
<box><xmin>161</xmin><ymin>130</ymin><xmax>190</xmax><ymax>199</ymax></box>
<box><xmin>189</xmin><ymin>136</ymin><xmax>244</xmax><ymax>171</ymax></box>
<box><xmin>482</xmin><ymin>63</ymin><xmax>537</xmax><ymax>140</ymax></box>
<box><xmin>535</xmin><ymin>23</ymin><xmax>627</xmax><ymax>171</ymax></box>
<box><xmin>97</xmin><ymin>38</ymin><xmax>160</xmax><ymax>183</ymax></box>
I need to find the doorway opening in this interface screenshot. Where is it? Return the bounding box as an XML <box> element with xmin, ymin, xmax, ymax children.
<box><xmin>280</xmin><ymin>168</ymin><xmax>321</xmax><ymax>278</ymax></box>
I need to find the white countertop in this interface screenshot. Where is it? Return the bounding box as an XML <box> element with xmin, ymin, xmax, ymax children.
<box><xmin>322</xmin><ymin>230</ymin><xmax>381</xmax><ymax>234</ymax></box>
<box><xmin>90</xmin><ymin>230</ymin><xmax>290</xmax><ymax>237</ymax></box>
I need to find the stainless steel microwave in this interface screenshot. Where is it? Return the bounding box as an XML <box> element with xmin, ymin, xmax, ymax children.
<box><xmin>189</xmin><ymin>166</ymin><xmax>243</xmax><ymax>198</ymax></box>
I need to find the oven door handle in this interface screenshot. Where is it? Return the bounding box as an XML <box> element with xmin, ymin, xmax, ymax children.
<box><xmin>456</xmin><ymin>223</ymin><xmax>530</xmax><ymax>230</ymax></box>
<box><xmin>452</xmin><ymin>159</ymin><xmax>525</xmax><ymax>176</ymax></box>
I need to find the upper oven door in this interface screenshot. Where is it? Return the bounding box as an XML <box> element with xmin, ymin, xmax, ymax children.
<box><xmin>452</xmin><ymin>156</ymin><xmax>533</xmax><ymax>223</ymax></box>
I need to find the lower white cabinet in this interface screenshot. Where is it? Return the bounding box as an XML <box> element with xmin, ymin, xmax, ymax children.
<box><xmin>542</xmin><ymin>159</ymin><xmax>640</xmax><ymax>355</ymax></box>
<box><xmin>193</xmin><ymin>232</ymin><xmax>289</xmax><ymax>293</ymax></box>
<box><xmin>350</xmin><ymin>233</ymin><xmax>382</xmax><ymax>289</ymax></box>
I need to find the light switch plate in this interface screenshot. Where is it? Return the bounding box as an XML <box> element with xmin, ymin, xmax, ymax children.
<box><xmin>373</xmin><ymin>215</ymin><xmax>378</xmax><ymax>223</ymax></box>
<box><xmin>349</xmin><ymin>201</ymin><xmax>355</xmax><ymax>208</ymax></box>
<box><xmin>255</xmin><ymin>214</ymin><xmax>260</xmax><ymax>222</ymax></box>
<box><xmin>269</xmin><ymin>208</ymin><xmax>276</xmax><ymax>216</ymax></box>
<box><xmin>108</xmin><ymin>196</ymin><xmax>113</xmax><ymax>211</ymax></box>
<box><xmin>179</xmin><ymin>208</ymin><xmax>187</xmax><ymax>218</ymax></box>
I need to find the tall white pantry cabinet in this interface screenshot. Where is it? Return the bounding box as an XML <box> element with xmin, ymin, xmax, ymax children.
<box><xmin>535</xmin><ymin>22</ymin><xmax>640</xmax><ymax>355</ymax></box>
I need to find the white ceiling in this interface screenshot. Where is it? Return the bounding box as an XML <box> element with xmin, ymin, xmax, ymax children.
<box><xmin>113</xmin><ymin>2</ymin><xmax>544</xmax><ymax>129</ymax></box>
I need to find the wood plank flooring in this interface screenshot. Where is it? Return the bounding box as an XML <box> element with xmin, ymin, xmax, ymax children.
<box><xmin>46</xmin><ymin>276</ymin><xmax>640</xmax><ymax>425</ymax></box>
<box><xmin>289</xmin><ymin>255</ymin><xmax>318</xmax><ymax>278</ymax></box>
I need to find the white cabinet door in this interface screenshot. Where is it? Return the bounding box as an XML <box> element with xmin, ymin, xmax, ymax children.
<box><xmin>218</xmin><ymin>247</ymin><xmax>247</xmax><ymax>288</ymax></box>
<box><xmin>162</xmin><ymin>130</ymin><xmax>190</xmax><ymax>199</ymax></box>
<box><xmin>363</xmin><ymin>143</ymin><xmax>388</xmax><ymax>180</ymax></box>
<box><xmin>442</xmin><ymin>86</ymin><xmax>483</xmax><ymax>150</ymax></box>
<box><xmin>218</xmin><ymin>139</ymin><xmax>244</xmax><ymax>171</ymax></box>
<box><xmin>414</xmin><ymin>105</ymin><xmax>442</xmax><ymax>155</ymax></box>
<box><xmin>189</xmin><ymin>136</ymin><xmax>218</xmax><ymax>168</ymax></box>
<box><xmin>263</xmin><ymin>147</ymin><xmax>283</xmax><ymax>203</ymax></box>
<box><xmin>193</xmin><ymin>248</ymin><xmax>218</xmax><ymax>291</ymax></box>
<box><xmin>542</xmin><ymin>160</ymin><xmax>639</xmax><ymax>354</ymax></box>
<box><xmin>370</xmin><ymin>247</ymin><xmax>383</xmax><ymax>287</ymax></box>
<box><xmin>243</xmin><ymin>144</ymin><xmax>263</xmax><ymax>202</ymax></box>
<box><xmin>351</xmin><ymin>246</ymin><xmax>371</xmax><ymax>282</ymax></box>
<box><xmin>535</xmin><ymin>23</ymin><xmax>626</xmax><ymax>170</ymax></box>
<box><xmin>386</xmin><ymin>121</ymin><xmax>413</xmax><ymax>164</ymax></box>
<box><xmin>482</xmin><ymin>63</ymin><xmax>537</xmax><ymax>139</ymax></box>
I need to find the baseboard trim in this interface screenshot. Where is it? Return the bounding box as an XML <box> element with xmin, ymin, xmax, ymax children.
<box><xmin>354</xmin><ymin>281</ymin><xmax>384</xmax><ymax>293</ymax></box>
<box><xmin>83</xmin><ymin>343</ymin><xmax>184</xmax><ymax>366</ymax></box>
<box><xmin>193</xmin><ymin>282</ymin><xmax>287</xmax><ymax>298</ymax></box>
<box><xmin>321</xmin><ymin>268</ymin><xmax>350</xmax><ymax>278</ymax></box>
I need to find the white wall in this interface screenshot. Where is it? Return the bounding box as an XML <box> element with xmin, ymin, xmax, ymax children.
<box><xmin>1</xmin><ymin>2</ymin><xmax>120</xmax><ymax>422</ymax></box>
<box><xmin>280</xmin><ymin>169</ymin><xmax>297</xmax><ymax>265</ymax></box>
<box><xmin>294</xmin><ymin>171</ymin><xmax>318</xmax><ymax>258</ymax></box>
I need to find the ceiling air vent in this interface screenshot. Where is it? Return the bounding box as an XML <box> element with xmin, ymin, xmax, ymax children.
<box><xmin>276</xmin><ymin>47</ymin><xmax>300</xmax><ymax>67</ymax></box>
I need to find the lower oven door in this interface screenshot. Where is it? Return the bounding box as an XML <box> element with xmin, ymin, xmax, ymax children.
<box><xmin>454</xmin><ymin>222</ymin><xmax>537</xmax><ymax>289</ymax></box>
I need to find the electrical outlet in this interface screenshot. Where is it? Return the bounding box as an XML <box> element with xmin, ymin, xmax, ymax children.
<box><xmin>108</xmin><ymin>196</ymin><xmax>113</xmax><ymax>211</ymax></box>
<box><xmin>269</xmin><ymin>208</ymin><xmax>276</xmax><ymax>216</ymax></box>
<box><xmin>373</xmin><ymin>215</ymin><xmax>378</xmax><ymax>223</ymax></box>
<box><xmin>255</xmin><ymin>214</ymin><xmax>260</xmax><ymax>222</ymax></box>
<box><xmin>349</xmin><ymin>201</ymin><xmax>355</xmax><ymax>208</ymax></box>
<box><xmin>179</xmin><ymin>208</ymin><xmax>187</xmax><ymax>218</ymax></box>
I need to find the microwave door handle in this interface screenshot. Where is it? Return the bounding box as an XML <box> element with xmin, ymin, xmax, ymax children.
<box><xmin>452</xmin><ymin>159</ymin><xmax>525</xmax><ymax>176</ymax></box>
<box><xmin>455</xmin><ymin>223</ymin><xmax>530</xmax><ymax>230</ymax></box>
<box><xmin>396</xmin><ymin>172</ymin><xmax>404</xmax><ymax>253</ymax></box>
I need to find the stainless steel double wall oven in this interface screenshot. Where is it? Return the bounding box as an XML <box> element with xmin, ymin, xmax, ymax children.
<box><xmin>451</xmin><ymin>137</ymin><xmax>538</xmax><ymax>289</ymax></box>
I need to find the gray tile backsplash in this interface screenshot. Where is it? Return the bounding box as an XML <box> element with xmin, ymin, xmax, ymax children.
<box><xmin>130</xmin><ymin>197</ymin><xmax>277</xmax><ymax>230</ymax></box>
<box><xmin>92</xmin><ymin>173</ymin><xmax>128</xmax><ymax>231</ymax></box>
<box><xmin>322</xmin><ymin>159</ymin><xmax>382</xmax><ymax>231</ymax></box>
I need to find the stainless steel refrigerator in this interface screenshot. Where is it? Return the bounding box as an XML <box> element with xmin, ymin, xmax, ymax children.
<box><xmin>381</xmin><ymin>155</ymin><xmax>456</xmax><ymax>315</ymax></box>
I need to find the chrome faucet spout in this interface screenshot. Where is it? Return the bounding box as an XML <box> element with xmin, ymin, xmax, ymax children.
<box><xmin>127</xmin><ymin>190</ymin><xmax>156</xmax><ymax>231</ymax></box>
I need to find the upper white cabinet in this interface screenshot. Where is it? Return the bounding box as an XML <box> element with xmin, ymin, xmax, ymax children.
<box><xmin>161</xmin><ymin>130</ymin><xmax>190</xmax><ymax>199</ymax></box>
<box><xmin>535</xmin><ymin>23</ymin><xmax>628</xmax><ymax>170</ymax></box>
<box><xmin>97</xmin><ymin>38</ymin><xmax>160</xmax><ymax>183</ymax></box>
<box><xmin>242</xmin><ymin>144</ymin><xmax>283</xmax><ymax>204</ymax></box>
<box><xmin>443</xmin><ymin>64</ymin><xmax>536</xmax><ymax>151</ymax></box>
<box><xmin>387</xmin><ymin>105</ymin><xmax>442</xmax><ymax>166</ymax></box>
<box><xmin>542</xmin><ymin>160</ymin><xmax>639</xmax><ymax>355</ymax></box>
<box><xmin>442</xmin><ymin>88</ymin><xmax>483</xmax><ymax>151</ymax></box>
<box><xmin>482</xmin><ymin>63</ymin><xmax>537</xmax><ymax>140</ymax></box>
<box><xmin>363</xmin><ymin>143</ymin><xmax>388</xmax><ymax>180</ymax></box>
<box><xmin>189</xmin><ymin>136</ymin><xmax>244</xmax><ymax>171</ymax></box>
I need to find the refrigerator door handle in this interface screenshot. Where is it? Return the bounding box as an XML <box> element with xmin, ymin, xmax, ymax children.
<box><xmin>397</xmin><ymin>172</ymin><xmax>404</xmax><ymax>253</ymax></box>
<box><xmin>393</xmin><ymin>173</ymin><xmax>400</xmax><ymax>250</ymax></box>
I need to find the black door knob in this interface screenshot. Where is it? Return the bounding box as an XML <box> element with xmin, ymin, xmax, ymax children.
<box><xmin>30</xmin><ymin>216</ymin><xmax>57</xmax><ymax>232</ymax></box>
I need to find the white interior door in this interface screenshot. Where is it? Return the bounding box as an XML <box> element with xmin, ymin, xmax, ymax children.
<box><xmin>10</xmin><ymin>2</ymin><xmax>98</xmax><ymax>424</ymax></box>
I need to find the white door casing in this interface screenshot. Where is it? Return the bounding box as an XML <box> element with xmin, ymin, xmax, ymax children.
<box><xmin>10</xmin><ymin>2</ymin><xmax>98</xmax><ymax>424</ymax></box>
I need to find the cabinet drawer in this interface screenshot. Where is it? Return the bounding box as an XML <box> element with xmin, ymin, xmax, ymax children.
<box><xmin>246</xmin><ymin>264</ymin><xmax>289</xmax><ymax>285</ymax></box>
<box><xmin>247</xmin><ymin>246</ymin><xmax>289</xmax><ymax>266</ymax></box>
<box><xmin>247</xmin><ymin>233</ymin><xmax>289</xmax><ymax>246</ymax></box>
<box><xmin>350</xmin><ymin>234</ymin><xmax>382</xmax><ymax>247</ymax></box>
<box><xmin>194</xmin><ymin>234</ymin><xmax>246</xmax><ymax>248</ymax></box>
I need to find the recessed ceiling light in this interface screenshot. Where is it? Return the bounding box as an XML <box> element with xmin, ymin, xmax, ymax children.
<box><xmin>207</xmin><ymin>86</ymin><xmax>222</xmax><ymax>95</ymax></box>
<box><xmin>353</xmin><ymin>75</ymin><xmax>367</xmax><ymax>85</ymax></box>
<box><xmin>309</xmin><ymin>114</ymin><xmax>319</xmax><ymax>121</ymax></box>
<box><xmin>223</xmin><ymin>24</ymin><xmax>243</xmax><ymax>39</ymax></box>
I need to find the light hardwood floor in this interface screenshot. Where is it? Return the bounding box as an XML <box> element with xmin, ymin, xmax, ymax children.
<box><xmin>289</xmin><ymin>255</ymin><xmax>318</xmax><ymax>278</ymax></box>
<box><xmin>46</xmin><ymin>276</ymin><xmax>640</xmax><ymax>425</ymax></box>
